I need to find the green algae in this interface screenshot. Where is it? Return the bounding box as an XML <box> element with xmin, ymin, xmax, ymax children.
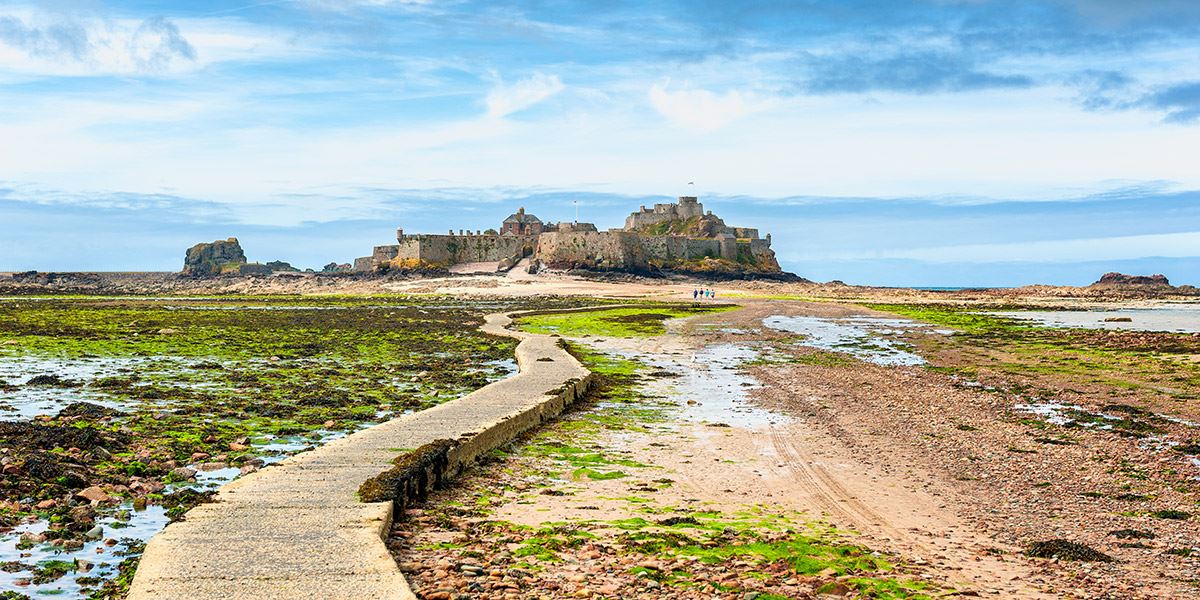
<box><xmin>864</xmin><ymin>302</ymin><xmax>1200</xmax><ymax>398</ymax></box>
<box><xmin>0</xmin><ymin>295</ymin><xmax>605</xmax><ymax>533</ymax></box>
<box><xmin>516</xmin><ymin>305</ymin><xmax>737</xmax><ymax>338</ymax></box>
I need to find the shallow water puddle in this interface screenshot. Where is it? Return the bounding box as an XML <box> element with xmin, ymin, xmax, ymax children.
<box><xmin>589</xmin><ymin>339</ymin><xmax>787</xmax><ymax>430</ymax></box>
<box><xmin>0</xmin><ymin>504</ymin><xmax>170</xmax><ymax>596</ymax></box>
<box><xmin>0</xmin><ymin>356</ymin><xmax>173</xmax><ymax>420</ymax></box>
<box><xmin>987</xmin><ymin>304</ymin><xmax>1200</xmax><ymax>333</ymax></box>
<box><xmin>762</xmin><ymin>315</ymin><xmax>936</xmax><ymax>366</ymax></box>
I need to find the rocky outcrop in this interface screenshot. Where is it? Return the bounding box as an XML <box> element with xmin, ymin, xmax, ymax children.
<box><xmin>264</xmin><ymin>261</ymin><xmax>299</xmax><ymax>272</ymax></box>
<box><xmin>1092</xmin><ymin>273</ymin><xmax>1171</xmax><ymax>287</ymax></box>
<box><xmin>183</xmin><ymin>238</ymin><xmax>246</xmax><ymax>276</ymax></box>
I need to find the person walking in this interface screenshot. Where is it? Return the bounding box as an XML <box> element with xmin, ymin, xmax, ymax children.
<box><xmin>692</xmin><ymin>288</ymin><xmax>699</xmax><ymax>300</ymax></box>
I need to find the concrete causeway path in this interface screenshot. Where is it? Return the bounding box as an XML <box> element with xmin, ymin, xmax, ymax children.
<box><xmin>128</xmin><ymin>310</ymin><xmax>594</xmax><ymax>600</ymax></box>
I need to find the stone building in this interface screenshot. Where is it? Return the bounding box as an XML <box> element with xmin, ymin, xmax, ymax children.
<box><xmin>500</xmin><ymin>208</ymin><xmax>544</xmax><ymax>236</ymax></box>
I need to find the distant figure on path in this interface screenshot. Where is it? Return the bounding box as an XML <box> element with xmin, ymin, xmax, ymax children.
<box><xmin>693</xmin><ymin>289</ymin><xmax>699</xmax><ymax>300</ymax></box>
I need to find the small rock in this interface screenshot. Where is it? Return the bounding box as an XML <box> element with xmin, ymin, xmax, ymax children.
<box><xmin>35</xmin><ymin>499</ymin><xmax>56</xmax><ymax>510</ymax></box>
<box><xmin>170</xmin><ymin>467</ymin><xmax>197</xmax><ymax>480</ymax></box>
<box><xmin>76</xmin><ymin>486</ymin><xmax>114</xmax><ymax>504</ymax></box>
<box><xmin>815</xmin><ymin>581</ymin><xmax>851</xmax><ymax>595</ymax></box>
<box><xmin>84</xmin><ymin>525</ymin><xmax>104</xmax><ymax>540</ymax></box>
<box><xmin>196</xmin><ymin>461</ymin><xmax>228</xmax><ymax>471</ymax></box>
<box><xmin>19</xmin><ymin>532</ymin><xmax>46</xmax><ymax>544</ymax></box>
<box><xmin>69</xmin><ymin>505</ymin><xmax>97</xmax><ymax>523</ymax></box>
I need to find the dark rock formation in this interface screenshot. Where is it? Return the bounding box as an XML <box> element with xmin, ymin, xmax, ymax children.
<box><xmin>322</xmin><ymin>262</ymin><xmax>352</xmax><ymax>273</ymax></box>
<box><xmin>1026</xmin><ymin>539</ymin><xmax>1113</xmax><ymax>562</ymax></box>
<box><xmin>183</xmin><ymin>238</ymin><xmax>246</xmax><ymax>276</ymax></box>
<box><xmin>1093</xmin><ymin>272</ymin><xmax>1171</xmax><ymax>287</ymax></box>
<box><xmin>238</xmin><ymin>263</ymin><xmax>273</xmax><ymax>275</ymax></box>
<box><xmin>264</xmin><ymin>260</ymin><xmax>299</xmax><ymax>272</ymax></box>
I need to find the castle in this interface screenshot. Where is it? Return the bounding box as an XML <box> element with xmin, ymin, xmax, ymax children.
<box><xmin>355</xmin><ymin>196</ymin><xmax>780</xmax><ymax>275</ymax></box>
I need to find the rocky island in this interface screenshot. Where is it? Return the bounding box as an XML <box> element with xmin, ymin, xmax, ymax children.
<box><xmin>359</xmin><ymin>196</ymin><xmax>788</xmax><ymax>279</ymax></box>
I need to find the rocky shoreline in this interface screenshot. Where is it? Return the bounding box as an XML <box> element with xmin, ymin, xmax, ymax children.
<box><xmin>1</xmin><ymin>269</ymin><xmax>1196</xmax><ymax>301</ymax></box>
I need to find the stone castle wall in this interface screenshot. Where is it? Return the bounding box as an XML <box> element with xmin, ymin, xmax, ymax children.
<box><xmin>366</xmin><ymin>233</ymin><xmax>533</xmax><ymax>269</ymax></box>
<box><xmin>624</xmin><ymin>196</ymin><xmax>705</xmax><ymax>231</ymax></box>
<box><xmin>535</xmin><ymin>230</ymin><xmax>777</xmax><ymax>272</ymax></box>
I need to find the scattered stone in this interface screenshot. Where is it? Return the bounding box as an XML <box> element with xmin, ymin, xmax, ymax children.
<box><xmin>1109</xmin><ymin>529</ymin><xmax>1155</xmax><ymax>540</ymax></box>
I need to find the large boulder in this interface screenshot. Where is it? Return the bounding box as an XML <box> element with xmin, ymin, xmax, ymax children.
<box><xmin>183</xmin><ymin>238</ymin><xmax>247</xmax><ymax>276</ymax></box>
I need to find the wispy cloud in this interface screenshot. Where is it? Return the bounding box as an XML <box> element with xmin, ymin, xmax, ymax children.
<box><xmin>1141</xmin><ymin>81</ymin><xmax>1200</xmax><ymax>123</ymax></box>
<box><xmin>484</xmin><ymin>73</ymin><xmax>564</xmax><ymax>118</ymax></box>
<box><xmin>648</xmin><ymin>83</ymin><xmax>771</xmax><ymax>131</ymax></box>
<box><xmin>0</xmin><ymin>12</ymin><xmax>196</xmax><ymax>75</ymax></box>
<box><xmin>803</xmin><ymin>51</ymin><xmax>1034</xmax><ymax>95</ymax></box>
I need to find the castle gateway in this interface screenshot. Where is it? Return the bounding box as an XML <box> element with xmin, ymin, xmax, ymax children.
<box><xmin>355</xmin><ymin>197</ymin><xmax>779</xmax><ymax>275</ymax></box>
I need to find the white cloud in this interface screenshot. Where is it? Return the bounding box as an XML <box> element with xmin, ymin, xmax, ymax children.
<box><xmin>648</xmin><ymin>83</ymin><xmax>772</xmax><ymax>132</ymax></box>
<box><xmin>485</xmin><ymin>73</ymin><xmax>565</xmax><ymax>119</ymax></box>
<box><xmin>0</xmin><ymin>9</ymin><xmax>298</xmax><ymax>78</ymax></box>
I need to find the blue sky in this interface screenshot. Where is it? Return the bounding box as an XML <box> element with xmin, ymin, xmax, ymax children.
<box><xmin>1</xmin><ymin>1</ymin><xmax>1199</xmax><ymax>286</ymax></box>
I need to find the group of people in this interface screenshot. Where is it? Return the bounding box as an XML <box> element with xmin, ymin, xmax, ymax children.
<box><xmin>692</xmin><ymin>288</ymin><xmax>717</xmax><ymax>300</ymax></box>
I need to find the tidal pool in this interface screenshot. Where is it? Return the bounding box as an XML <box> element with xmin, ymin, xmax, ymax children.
<box><xmin>0</xmin><ymin>427</ymin><xmax>350</xmax><ymax>598</ymax></box>
<box><xmin>590</xmin><ymin>340</ymin><xmax>786</xmax><ymax>430</ymax></box>
<box><xmin>762</xmin><ymin>315</ymin><xmax>935</xmax><ymax>366</ymax></box>
<box><xmin>988</xmin><ymin>304</ymin><xmax>1200</xmax><ymax>333</ymax></box>
<box><xmin>0</xmin><ymin>356</ymin><xmax>179</xmax><ymax>420</ymax></box>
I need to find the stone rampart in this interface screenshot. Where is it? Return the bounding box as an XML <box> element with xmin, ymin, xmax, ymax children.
<box><xmin>536</xmin><ymin>230</ymin><xmax>778</xmax><ymax>272</ymax></box>
<box><xmin>369</xmin><ymin>234</ymin><xmax>534</xmax><ymax>269</ymax></box>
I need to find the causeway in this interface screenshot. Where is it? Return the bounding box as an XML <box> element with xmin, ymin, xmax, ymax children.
<box><xmin>128</xmin><ymin>310</ymin><xmax>594</xmax><ymax>600</ymax></box>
